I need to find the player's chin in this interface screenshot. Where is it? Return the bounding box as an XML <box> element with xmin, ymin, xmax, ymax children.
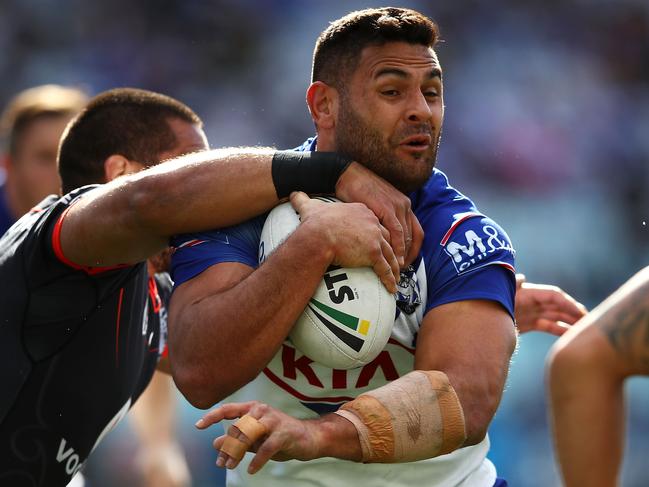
<box><xmin>393</xmin><ymin>160</ymin><xmax>434</xmax><ymax>192</ymax></box>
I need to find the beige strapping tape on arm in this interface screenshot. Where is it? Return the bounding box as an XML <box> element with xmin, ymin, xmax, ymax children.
<box><xmin>333</xmin><ymin>370</ymin><xmax>466</xmax><ymax>463</ymax></box>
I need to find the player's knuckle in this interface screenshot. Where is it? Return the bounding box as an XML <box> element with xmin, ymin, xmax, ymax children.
<box><xmin>253</xmin><ymin>401</ymin><xmax>270</xmax><ymax>415</ymax></box>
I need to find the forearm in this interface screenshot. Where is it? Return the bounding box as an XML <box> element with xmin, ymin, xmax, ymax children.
<box><xmin>334</xmin><ymin>370</ymin><xmax>466</xmax><ymax>463</ymax></box>
<box><xmin>207</xmin><ymin>370</ymin><xmax>466</xmax><ymax>474</ymax></box>
<box><xmin>310</xmin><ymin>413</ymin><xmax>363</xmax><ymax>461</ymax></box>
<box><xmin>62</xmin><ymin>149</ymin><xmax>278</xmax><ymax>266</ymax></box>
<box><xmin>414</xmin><ymin>300</ymin><xmax>516</xmax><ymax>446</ymax></box>
<box><xmin>171</xmin><ymin>224</ymin><xmax>334</xmax><ymax>407</ymax></box>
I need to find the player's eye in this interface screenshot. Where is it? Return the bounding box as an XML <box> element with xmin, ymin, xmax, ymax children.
<box><xmin>381</xmin><ymin>89</ymin><xmax>400</xmax><ymax>97</ymax></box>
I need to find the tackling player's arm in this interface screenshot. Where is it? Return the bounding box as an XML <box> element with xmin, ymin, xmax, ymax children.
<box><xmin>168</xmin><ymin>193</ymin><xmax>399</xmax><ymax>409</ymax></box>
<box><xmin>548</xmin><ymin>266</ymin><xmax>649</xmax><ymax>487</ymax></box>
<box><xmin>58</xmin><ymin>149</ymin><xmax>421</xmax><ymax>269</ymax></box>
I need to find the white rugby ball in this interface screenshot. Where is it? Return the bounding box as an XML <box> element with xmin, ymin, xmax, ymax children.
<box><xmin>259</xmin><ymin>197</ymin><xmax>396</xmax><ymax>370</ymax></box>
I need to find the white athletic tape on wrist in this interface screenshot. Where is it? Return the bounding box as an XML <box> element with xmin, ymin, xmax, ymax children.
<box><xmin>334</xmin><ymin>370</ymin><xmax>466</xmax><ymax>463</ymax></box>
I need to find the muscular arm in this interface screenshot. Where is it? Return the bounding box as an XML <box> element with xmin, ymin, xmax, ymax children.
<box><xmin>414</xmin><ymin>299</ymin><xmax>517</xmax><ymax>444</ymax></box>
<box><xmin>169</xmin><ymin>229</ymin><xmax>333</xmax><ymax>409</ymax></box>
<box><xmin>547</xmin><ymin>266</ymin><xmax>649</xmax><ymax>487</ymax></box>
<box><xmin>59</xmin><ymin>149</ymin><xmax>422</xmax><ymax>268</ymax></box>
<box><xmin>198</xmin><ymin>298</ymin><xmax>516</xmax><ymax>473</ymax></box>
<box><xmin>169</xmin><ymin>194</ymin><xmax>397</xmax><ymax>409</ymax></box>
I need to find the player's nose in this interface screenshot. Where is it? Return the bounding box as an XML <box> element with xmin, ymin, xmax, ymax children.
<box><xmin>406</xmin><ymin>91</ymin><xmax>433</xmax><ymax>123</ymax></box>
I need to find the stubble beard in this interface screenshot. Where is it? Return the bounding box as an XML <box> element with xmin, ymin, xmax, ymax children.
<box><xmin>333</xmin><ymin>101</ymin><xmax>440</xmax><ymax>193</ymax></box>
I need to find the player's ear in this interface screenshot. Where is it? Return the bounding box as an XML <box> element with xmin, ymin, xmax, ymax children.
<box><xmin>103</xmin><ymin>154</ymin><xmax>130</xmax><ymax>183</ymax></box>
<box><xmin>307</xmin><ymin>81</ymin><xmax>339</xmax><ymax>131</ymax></box>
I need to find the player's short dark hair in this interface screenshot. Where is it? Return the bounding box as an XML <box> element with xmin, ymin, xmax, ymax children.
<box><xmin>58</xmin><ymin>87</ymin><xmax>202</xmax><ymax>193</ymax></box>
<box><xmin>311</xmin><ymin>7</ymin><xmax>440</xmax><ymax>90</ymax></box>
<box><xmin>0</xmin><ymin>85</ymin><xmax>88</xmax><ymax>158</ymax></box>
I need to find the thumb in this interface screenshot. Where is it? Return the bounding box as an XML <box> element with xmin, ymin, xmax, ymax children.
<box><xmin>289</xmin><ymin>191</ymin><xmax>311</xmax><ymax>214</ymax></box>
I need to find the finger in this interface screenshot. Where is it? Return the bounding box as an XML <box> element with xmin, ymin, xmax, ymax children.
<box><xmin>232</xmin><ymin>414</ymin><xmax>268</xmax><ymax>443</ymax></box>
<box><xmin>213</xmin><ymin>435</ymin><xmax>226</xmax><ymax>451</ymax></box>
<box><xmin>196</xmin><ymin>402</ymin><xmax>257</xmax><ymax>429</ymax></box>
<box><xmin>403</xmin><ymin>211</ymin><xmax>423</xmax><ymax>267</ymax></box>
<box><xmin>380</xmin><ymin>224</ymin><xmax>390</xmax><ymax>242</ymax></box>
<box><xmin>394</xmin><ymin>200</ymin><xmax>411</xmax><ymax>267</ymax></box>
<box><xmin>247</xmin><ymin>435</ymin><xmax>283</xmax><ymax>475</ymax></box>
<box><xmin>289</xmin><ymin>191</ymin><xmax>312</xmax><ymax>215</ymax></box>
<box><xmin>534</xmin><ymin>319</ymin><xmax>570</xmax><ymax>337</ymax></box>
<box><xmin>373</xmin><ymin>247</ymin><xmax>398</xmax><ymax>294</ymax></box>
<box><xmin>531</xmin><ymin>310</ymin><xmax>580</xmax><ymax>324</ymax></box>
<box><xmin>221</xmin><ymin>436</ymin><xmax>249</xmax><ymax>469</ymax></box>
<box><xmin>217</xmin><ymin>423</ymin><xmax>255</xmax><ymax>469</ymax></box>
<box><xmin>380</xmin><ymin>210</ymin><xmax>406</xmax><ymax>268</ymax></box>
<box><xmin>515</xmin><ymin>274</ymin><xmax>526</xmax><ymax>289</ymax></box>
<box><xmin>213</xmin><ymin>434</ymin><xmax>233</xmax><ymax>469</ymax></box>
<box><xmin>549</xmin><ymin>294</ymin><xmax>588</xmax><ymax>321</ymax></box>
<box><xmin>381</xmin><ymin>234</ymin><xmax>400</xmax><ymax>286</ymax></box>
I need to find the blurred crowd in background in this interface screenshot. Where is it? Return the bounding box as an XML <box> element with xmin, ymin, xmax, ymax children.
<box><xmin>1</xmin><ymin>0</ymin><xmax>648</xmax><ymax>485</ymax></box>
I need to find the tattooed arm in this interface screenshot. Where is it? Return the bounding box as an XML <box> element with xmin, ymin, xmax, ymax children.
<box><xmin>547</xmin><ymin>266</ymin><xmax>649</xmax><ymax>487</ymax></box>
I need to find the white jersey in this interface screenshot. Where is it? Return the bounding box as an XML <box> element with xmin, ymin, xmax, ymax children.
<box><xmin>224</xmin><ymin>255</ymin><xmax>495</xmax><ymax>487</ymax></box>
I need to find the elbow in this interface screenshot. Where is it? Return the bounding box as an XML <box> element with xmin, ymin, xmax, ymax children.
<box><xmin>172</xmin><ymin>361</ymin><xmax>256</xmax><ymax>410</ymax></box>
<box><xmin>546</xmin><ymin>331</ymin><xmax>602</xmax><ymax>400</ymax></box>
<box><xmin>459</xmin><ymin>384</ymin><xmax>503</xmax><ymax>446</ymax></box>
<box><xmin>461</xmin><ymin>406</ymin><xmax>493</xmax><ymax>446</ymax></box>
<box><xmin>172</xmin><ymin>364</ymin><xmax>229</xmax><ymax>409</ymax></box>
<box><xmin>546</xmin><ymin>323</ymin><xmax>614</xmax><ymax>386</ymax></box>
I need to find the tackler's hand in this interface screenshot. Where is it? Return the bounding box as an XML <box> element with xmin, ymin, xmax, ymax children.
<box><xmin>335</xmin><ymin>162</ymin><xmax>423</xmax><ymax>268</ymax></box>
<box><xmin>514</xmin><ymin>274</ymin><xmax>588</xmax><ymax>336</ymax></box>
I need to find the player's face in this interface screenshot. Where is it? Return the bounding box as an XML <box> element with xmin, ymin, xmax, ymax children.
<box><xmin>334</xmin><ymin>42</ymin><xmax>444</xmax><ymax>193</ymax></box>
<box><xmin>10</xmin><ymin>115</ymin><xmax>71</xmax><ymax>206</ymax></box>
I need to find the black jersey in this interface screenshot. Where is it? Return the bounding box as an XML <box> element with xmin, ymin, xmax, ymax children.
<box><xmin>0</xmin><ymin>186</ymin><xmax>168</xmax><ymax>486</ymax></box>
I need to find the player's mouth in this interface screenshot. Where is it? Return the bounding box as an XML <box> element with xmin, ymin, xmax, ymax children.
<box><xmin>399</xmin><ymin>134</ymin><xmax>431</xmax><ymax>154</ymax></box>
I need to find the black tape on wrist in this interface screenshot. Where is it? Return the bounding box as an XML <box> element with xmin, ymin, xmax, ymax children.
<box><xmin>271</xmin><ymin>151</ymin><xmax>353</xmax><ymax>199</ymax></box>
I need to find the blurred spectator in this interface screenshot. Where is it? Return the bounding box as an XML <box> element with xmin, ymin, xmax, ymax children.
<box><xmin>0</xmin><ymin>84</ymin><xmax>87</xmax><ymax>235</ymax></box>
